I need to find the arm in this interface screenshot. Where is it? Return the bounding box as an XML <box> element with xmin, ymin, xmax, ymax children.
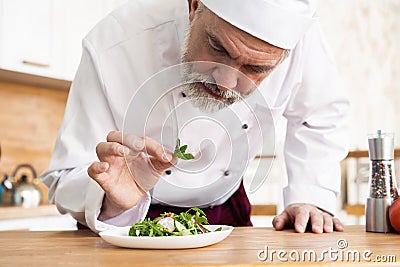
<box><xmin>40</xmin><ymin>39</ymin><xmax>173</xmax><ymax>232</ymax></box>
<box><xmin>40</xmin><ymin>39</ymin><xmax>143</xmax><ymax>232</ymax></box>
<box><xmin>273</xmin><ymin>22</ymin><xmax>350</xmax><ymax>233</ymax></box>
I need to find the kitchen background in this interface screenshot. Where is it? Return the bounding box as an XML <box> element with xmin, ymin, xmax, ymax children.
<box><xmin>0</xmin><ymin>0</ymin><xmax>399</xmax><ymax>230</ymax></box>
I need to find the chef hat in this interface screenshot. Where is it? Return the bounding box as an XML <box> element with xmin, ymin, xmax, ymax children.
<box><xmin>200</xmin><ymin>0</ymin><xmax>317</xmax><ymax>50</ymax></box>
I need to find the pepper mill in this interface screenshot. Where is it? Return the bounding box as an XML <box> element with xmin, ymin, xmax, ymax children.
<box><xmin>366</xmin><ymin>130</ymin><xmax>399</xmax><ymax>232</ymax></box>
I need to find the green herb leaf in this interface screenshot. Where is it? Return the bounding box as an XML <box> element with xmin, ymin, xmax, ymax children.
<box><xmin>173</xmin><ymin>138</ymin><xmax>195</xmax><ymax>160</ymax></box>
<box><xmin>180</xmin><ymin>145</ymin><xmax>187</xmax><ymax>153</ymax></box>
<box><xmin>129</xmin><ymin>208</ymin><xmax>212</xmax><ymax>237</ymax></box>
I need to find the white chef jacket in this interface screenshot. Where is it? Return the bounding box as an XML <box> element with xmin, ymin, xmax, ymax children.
<box><xmin>40</xmin><ymin>0</ymin><xmax>349</xmax><ymax>233</ymax></box>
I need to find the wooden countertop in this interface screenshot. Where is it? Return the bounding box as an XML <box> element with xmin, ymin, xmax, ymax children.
<box><xmin>0</xmin><ymin>225</ymin><xmax>398</xmax><ymax>266</ymax></box>
<box><xmin>0</xmin><ymin>205</ymin><xmax>60</xmax><ymax>220</ymax></box>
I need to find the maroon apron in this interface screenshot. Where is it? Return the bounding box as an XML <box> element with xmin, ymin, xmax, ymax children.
<box><xmin>147</xmin><ymin>181</ymin><xmax>253</xmax><ymax>226</ymax></box>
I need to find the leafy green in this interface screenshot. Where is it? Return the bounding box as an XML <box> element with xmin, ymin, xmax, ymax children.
<box><xmin>173</xmin><ymin>138</ymin><xmax>195</xmax><ymax>160</ymax></box>
<box><xmin>128</xmin><ymin>218</ymin><xmax>170</xmax><ymax>237</ymax></box>
<box><xmin>129</xmin><ymin>207</ymin><xmax>217</xmax><ymax>237</ymax></box>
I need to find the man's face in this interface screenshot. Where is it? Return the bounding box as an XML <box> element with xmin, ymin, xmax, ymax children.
<box><xmin>181</xmin><ymin>1</ymin><xmax>287</xmax><ymax>112</ymax></box>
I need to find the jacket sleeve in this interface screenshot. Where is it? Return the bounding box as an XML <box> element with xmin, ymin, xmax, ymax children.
<box><xmin>40</xmin><ymin>38</ymin><xmax>150</xmax><ymax>233</ymax></box>
<box><xmin>282</xmin><ymin>22</ymin><xmax>350</xmax><ymax>215</ymax></box>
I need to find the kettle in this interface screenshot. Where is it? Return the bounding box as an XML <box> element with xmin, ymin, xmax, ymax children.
<box><xmin>1</xmin><ymin>164</ymin><xmax>41</xmax><ymax>208</ymax></box>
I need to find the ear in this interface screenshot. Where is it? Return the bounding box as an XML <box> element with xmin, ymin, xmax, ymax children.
<box><xmin>188</xmin><ymin>0</ymin><xmax>199</xmax><ymax>22</ymax></box>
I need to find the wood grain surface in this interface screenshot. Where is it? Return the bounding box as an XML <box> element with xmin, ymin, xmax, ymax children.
<box><xmin>0</xmin><ymin>204</ymin><xmax>59</xmax><ymax>220</ymax></box>
<box><xmin>0</xmin><ymin>225</ymin><xmax>398</xmax><ymax>266</ymax></box>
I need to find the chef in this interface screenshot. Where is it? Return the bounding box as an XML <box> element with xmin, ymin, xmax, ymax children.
<box><xmin>41</xmin><ymin>0</ymin><xmax>349</xmax><ymax>234</ymax></box>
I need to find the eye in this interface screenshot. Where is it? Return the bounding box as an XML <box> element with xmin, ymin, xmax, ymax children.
<box><xmin>207</xmin><ymin>36</ymin><xmax>227</xmax><ymax>54</ymax></box>
<box><xmin>209</xmin><ymin>43</ymin><xmax>223</xmax><ymax>53</ymax></box>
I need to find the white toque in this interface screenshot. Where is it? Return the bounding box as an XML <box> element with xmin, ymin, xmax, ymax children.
<box><xmin>201</xmin><ymin>0</ymin><xmax>317</xmax><ymax>49</ymax></box>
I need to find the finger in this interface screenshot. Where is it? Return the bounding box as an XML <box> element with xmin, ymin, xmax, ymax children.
<box><xmin>272</xmin><ymin>212</ymin><xmax>290</xmax><ymax>231</ymax></box>
<box><xmin>322</xmin><ymin>213</ymin><xmax>334</xmax><ymax>233</ymax></box>
<box><xmin>150</xmin><ymin>156</ymin><xmax>177</xmax><ymax>174</ymax></box>
<box><xmin>309</xmin><ymin>210</ymin><xmax>324</xmax><ymax>234</ymax></box>
<box><xmin>143</xmin><ymin>137</ymin><xmax>175</xmax><ymax>163</ymax></box>
<box><xmin>293</xmin><ymin>208</ymin><xmax>310</xmax><ymax>233</ymax></box>
<box><xmin>87</xmin><ymin>162</ymin><xmax>109</xmax><ymax>180</ymax></box>
<box><xmin>107</xmin><ymin>131</ymin><xmax>174</xmax><ymax>163</ymax></box>
<box><xmin>333</xmin><ymin>218</ymin><xmax>344</xmax><ymax>232</ymax></box>
<box><xmin>107</xmin><ymin>131</ymin><xmax>145</xmax><ymax>152</ymax></box>
<box><xmin>96</xmin><ymin>141</ymin><xmax>126</xmax><ymax>160</ymax></box>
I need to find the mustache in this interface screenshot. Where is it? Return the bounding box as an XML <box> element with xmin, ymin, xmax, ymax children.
<box><xmin>183</xmin><ymin>71</ymin><xmax>240</xmax><ymax>99</ymax></box>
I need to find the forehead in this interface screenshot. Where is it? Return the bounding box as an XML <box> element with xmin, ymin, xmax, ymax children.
<box><xmin>198</xmin><ymin>7</ymin><xmax>285</xmax><ymax>62</ymax></box>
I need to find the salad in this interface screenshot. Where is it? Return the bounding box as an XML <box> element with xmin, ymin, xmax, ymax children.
<box><xmin>128</xmin><ymin>208</ymin><xmax>222</xmax><ymax>237</ymax></box>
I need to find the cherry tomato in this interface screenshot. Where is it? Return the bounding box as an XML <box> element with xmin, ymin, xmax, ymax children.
<box><xmin>389</xmin><ymin>198</ymin><xmax>400</xmax><ymax>233</ymax></box>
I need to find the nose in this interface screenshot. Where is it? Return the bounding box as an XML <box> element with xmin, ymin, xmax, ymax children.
<box><xmin>211</xmin><ymin>66</ymin><xmax>238</xmax><ymax>92</ymax></box>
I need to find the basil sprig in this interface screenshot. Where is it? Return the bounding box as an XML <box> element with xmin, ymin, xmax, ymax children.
<box><xmin>173</xmin><ymin>138</ymin><xmax>194</xmax><ymax>160</ymax></box>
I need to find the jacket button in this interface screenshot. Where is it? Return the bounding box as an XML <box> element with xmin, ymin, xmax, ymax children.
<box><xmin>165</xmin><ymin>170</ymin><xmax>172</xmax><ymax>175</ymax></box>
<box><xmin>181</xmin><ymin>92</ymin><xmax>187</xmax><ymax>97</ymax></box>
<box><xmin>224</xmin><ymin>170</ymin><xmax>230</xmax><ymax>176</ymax></box>
<box><xmin>242</xmin><ymin>123</ymin><xmax>248</xmax><ymax>129</ymax></box>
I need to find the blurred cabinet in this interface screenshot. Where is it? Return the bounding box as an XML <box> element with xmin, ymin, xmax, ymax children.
<box><xmin>0</xmin><ymin>0</ymin><xmax>128</xmax><ymax>81</ymax></box>
<box><xmin>0</xmin><ymin>0</ymin><xmax>56</xmax><ymax>78</ymax></box>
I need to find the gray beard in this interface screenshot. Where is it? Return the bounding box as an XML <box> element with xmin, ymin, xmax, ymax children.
<box><xmin>181</xmin><ymin>65</ymin><xmax>247</xmax><ymax>113</ymax></box>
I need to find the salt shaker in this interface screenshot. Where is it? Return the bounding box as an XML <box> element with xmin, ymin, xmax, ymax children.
<box><xmin>366</xmin><ymin>130</ymin><xmax>399</xmax><ymax>232</ymax></box>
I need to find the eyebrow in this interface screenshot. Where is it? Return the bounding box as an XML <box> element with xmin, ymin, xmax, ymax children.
<box><xmin>206</xmin><ymin>31</ymin><xmax>277</xmax><ymax>72</ymax></box>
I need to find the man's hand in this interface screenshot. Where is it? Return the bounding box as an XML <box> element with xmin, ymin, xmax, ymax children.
<box><xmin>272</xmin><ymin>203</ymin><xmax>344</xmax><ymax>233</ymax></box>
<box><xmin>87</xmin><ymin>131</ymin><xmax>176</xmax><ymax>221</ymax></box>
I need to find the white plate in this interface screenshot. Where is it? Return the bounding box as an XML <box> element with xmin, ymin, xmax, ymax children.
<box><xmin>99</xmin><ymin>225</ymin><xmax>233</xmax><ymax>249</ymax></box>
